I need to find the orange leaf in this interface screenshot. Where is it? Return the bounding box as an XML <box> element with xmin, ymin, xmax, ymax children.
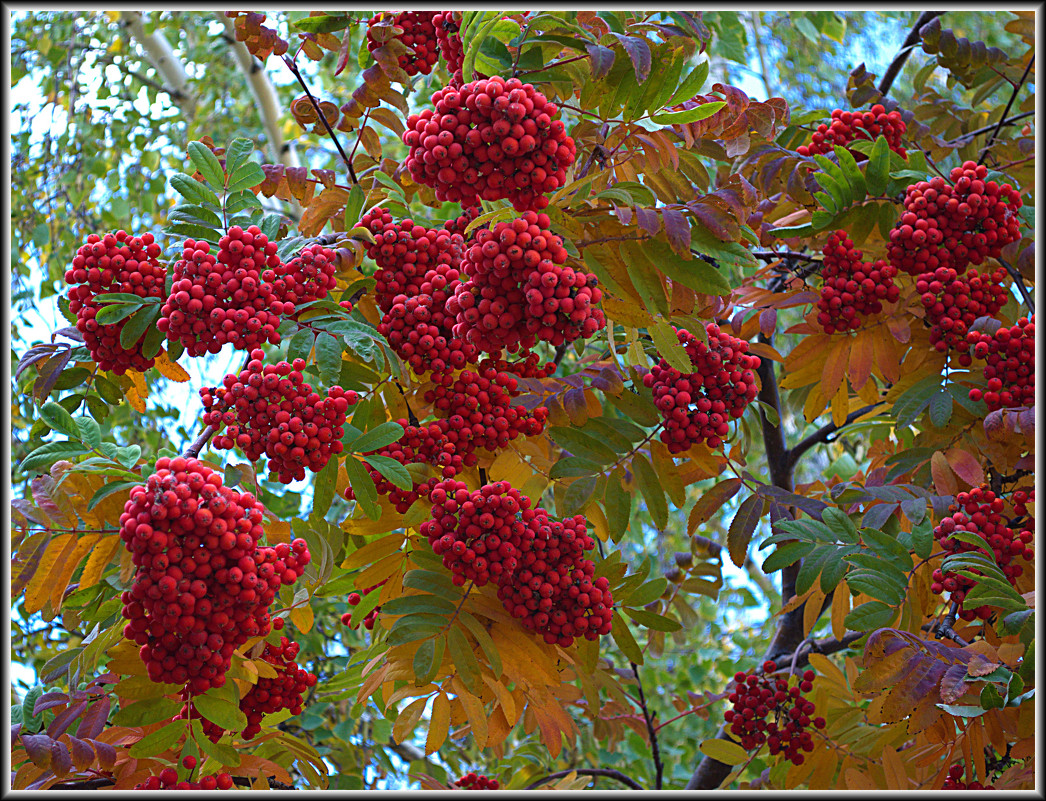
<box><xmin>882</xmin><ymin>747</ymin><xmax>909</xmax><ymax>790</ymax></box>
<box><xmin>152</xmin><ymin>349</ymin><xmax>189</xmax><ymax>382</ymax></box>
<box><xmin>848</xmin><ymin>329</ymin><xmax>875</xmax><ymax>391</ymax></box>
<box><xmin>930</xmin><ymin>451</ymin><xmax>958</xmax><ymax>496</ymax></box>
<box><xmin>820</xmin><ymin>336</ymin><xmax>851</xmax><ymax>402</ymax></box>
<box><xmin>944</xmin><ymin>447</ymin><xmax>985</xmax><ymax>488</ymax></box>
<box><xmin>24</xmin><ymin>534</ymin><xmax>75</xmax><ymax>614</ymax></box>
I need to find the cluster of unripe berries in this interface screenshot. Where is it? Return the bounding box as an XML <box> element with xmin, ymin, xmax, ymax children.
<box><xmin>888</xmin><ymin>162</ymin><xmax>1023</xmax><ymax>277</ymax></box>
<box><xmin>404</xmin><ymin>76</ymin><xmax>576</xmax><ymax>212</ymax></box>
<box><xmin>447</xmin><ymin>211</ymin><xmax>605</xmax><ymax>354</ymax></box>
<box><xmin>366</xmin><ymin>11</ymin><xmax>439</xmax><ymax>76</ymax></box>
<box><xmin>916</xmin><ymin>264</ymin><xmax>1008</xmax><ymax>358</ymax></box>
<box><xmin>930</xmin><ymin>485</ymin><xmax>1033</xmax><ymax>621</ymax></box>
<box><xmin>341</xmin><ymin>580</ymin><xmax>388</xmax><ymax>630</ymax></box>
<box><xmin>65</xmin><ymin>230</ymin><xmax>166</xmax><ymax>374</ymax></box>
<box><xmin>942</xmin><ymin>764</ymin><xmax>992</xmax><ymax>790</ymax></box>
<box><xmin>968</xmin><ymin>316</ymin><xmax>1034</xmax><ymax>410</ymax></box>
<box><xmin>424</xmin><ymin>480</ymin><xmax>614</xmax><ymax>647</ymax></box>
<box><xmin>797</xmin><ymin>104</ymin><xmax>907</xmax><ymax>159</ymax></box>
<box><xmin>135</xmin><ymin>767</ymin><xmax>234</xmax><ymax>791</ymax></box>
<box><xmin>200</xmin><ymin>351</ymin><xmax>355</xmax><ymax>483</ymax></box>
<box><xmin>118</xmin><ymin>457</ymin><xmax>310</xmax><ymax>693</ymax></box>
<box><xmin>724</xmin><ymin>662</ymin><xmax>824</xmax><ymax>766</ymax></box>
<box><xmin>455</xmin><ymin>773</ymin><xmax>500</xmax><ymax>790</ymax></box>
<box><xmin>643</xmin><ymin>324</ymin><xmax>761</xmax><ymax>452</ymax></box>
<box><xmin>816</xmin><ymin>230</ymin><xmax>900</xmax><ymax>334</ymax></box>
<box><xmin>158</xmin><ymin>228</ymin><xmax>286</xmax><ymax>356</ymax></box>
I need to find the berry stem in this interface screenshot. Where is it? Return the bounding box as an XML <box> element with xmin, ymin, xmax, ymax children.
<box><xmin>514</xmin><ymin>53</ymin><xmax>591</xmax><ymax>77</ymax></box>
<box><xmin>977</xmin><ymin>55</ymin><xmax>1035</xmax><ymax>166</ymax></box>
<box><xmin>281</xmin><ymin>54</ymin><xmax>358</xmax><ymax>184</ymax></box>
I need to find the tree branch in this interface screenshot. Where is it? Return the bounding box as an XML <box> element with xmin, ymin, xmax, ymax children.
<box><xmin>524</xmin><ymin>768</ymin><xmax>644</xmax><ymax>790</ymax></box>
<box><xmin>786</xmin><ymin>402</ymin><xmax>884</xmax><ymax>471</ymax></box>
<box><xmin>877</xmin><ymin>11</ymin><xmax>947</xmax><ymax>98</ymax></box>
<box><xmin>630</xmin><ymin>661</ymin><xmax>663</xmax><ymax>789</ymax></box>
<box><xmin>281</xmin><ymin>54</ymin><xmax>357</xmax><ymax>184</ymax></box>
<box><xmin>945</xmin><ymin>110</ymin><xmax>1034</xmax><ymax>146</ymax></box>
<box><xmin>182</xmin><ymin>424</ymin><xmax>217</xmax><ymax>459</ymax></box>
<box><xmin>978</xmin><ymin>55</ymin><xmax>1035</xmax><ymax>166</ymax></box>
<box><xmin>118</xmin><ymin>11</ymin><xmax>197</xmax><ymax>117</ymax></box>
<box><xmin>996</xmin><ymin>257</ymin><xmax>1034</xmax><ymax>314</ymax></box>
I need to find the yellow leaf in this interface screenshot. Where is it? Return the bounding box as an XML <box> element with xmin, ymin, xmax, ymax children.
<box><xmin>341</xmin><ymin>530</ymin><xmax>406</xmax><ymax>569</ymax></box>
<box><xmin>251</xmin><ymin>657</ymin><xmax>278</xmax><ymax>679</ymax></box>
<box><xmin>831</xmin><ymin>379</ymin><xmax>849</xmax><ymax>428</ymax></box>
<box><xmin>126</xmin><ymin>370</ymin><xmax>149</xmax><ymax>409</ymax></box>
<box><xmin>289</xmin><ymin>603</ymin><xmax>314</xmax><ymax>634</ymax></box>
<box><xmin>106</xmin><ymin>638</ymin><xmax>147</xmax><ymax>676</ymax></box>
<box><xmin>114</xmin><ymin>674</ymin><xmax>182</xmax><ymax>700</ymax></box>
<box><xmin>354</xmin><ymin>550</ymin><xmax>406</xmax><ymax>590</ymax></box>
<box><xmin>831</xmin><ymin>580</ymin><xmax>850</xmax><ymax>641</ymax></box>
<box><xmin>79</xmin><ymin>535</ymin><xmax>121</xmax><ymax>590</ymax></box>
<box><xmin>426</xmin><ymin>693</ymin><xmax>450</xmax><ymax>755</ymax></box>
<box><xmin>265</xmin><ymin>519</ymin><xmax>291</xmax><ymax>545</ymax></box>
<box><xmin>24</xmin><ymin>534</ymin><xmax>75</xmax><ymax>614</ymax></box>
<box><xmin>698</xmin><ymin>738</ymin><xmax>750</xmax><ymax>764</ymax></box>
<box><xmin>778</xmin><ymin>584</ymin><xmax>817</xmax><ymax>616</ymax></box>
<box><xmin>820</xmin><ymin>336</ymin><xmax>851</xmax><ymax>403</ymax></box>
<box><xmin>484</xmin><ymin>704</ymin><xmax>513</xmax><ymax>750</ymax></box>
<box><xmin>930</xmin><ymin>451</ymin><xmax>958</xmax><ymax>496</ymax></box>
<box><xmin>844</xmin><ymin>767</ymin><xmax>877</xmax><ymax>790</ymax></box>
<box><xmin>803</xmin><ymin>585</ymin><xmax>826</xmax><ymax>638</ymax></box>
<box><xmin>153</xmin><ymin>349</ymin><xmax>190</xmax><ymax>382</ymax></box>
<box><xmin>392</xmin><ymin>696</ymin><xmax>428</xmax><ymax>744</ymax></box>
<box><xmin>585</xmin><ymin>501</ymin><xmax>610</xmax><ymax>542</ymax></box>
<box><xmin>882</xmin><ymin>746</ymin><xmax>908</xmax><ymax>789</ymax></box>
<box><xmin>603</xmin><ymin>297</ymin><xmax>656</xmax><ymax>329</ymax></box>
<box><xmin>458</xmin><ymin>685</ymin><xmax>488</xmax><ymax>749</ymax></box>
<box><xmin>808</xmin><ymin>746</ymin><xmax>839</xmax><ymax>788</ymax></box>
<box><xmin>49</xmin><ymin>532</ymin><xmax>103</xmax><ymax>613</ymax></box>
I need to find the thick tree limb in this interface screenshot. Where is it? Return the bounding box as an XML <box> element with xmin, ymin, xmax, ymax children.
<box><xmin>877</xmin><ymin>11</ymin><xmax>947</xmax><ymax>98</ymax></box>
<box><xmin>118</xmin><ymin>11</ymin><xmax>197</xmax><ymax>117</ymax></box>
<box><xmin>786</xmin><ymin>402</ymin><xmax>885</xmax><ymax>471</ymax></box>
<box><xmin>524</xmin><ymin>768</ymin><xmax>644</xmax><ymax>790</ymax></box>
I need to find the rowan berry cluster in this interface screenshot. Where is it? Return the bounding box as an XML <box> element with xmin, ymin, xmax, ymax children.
<box><xmin>65</xmin><ymin>230</ymin><xmax>167</xmax><ymax>374</ymax></box>
<box><xmin>443</xmin><ymin>204</ymin><xmax>482</xmax><ymax>237</ymax></box>
<box><xmin>643</xmin><ymin>324</ymin><xmax>761</xmax><ymax>452</ymax></box>
<box><xmin>797</xmin><ymin>104</ymin><xmax>906</xmax><ymax>159</ymax></box>
<box><xmin>455</xmin><ymin>773</ymin><xmax>500</xmax><ymax>790</ymax></box>
<box><xmin>930</xmin><ymin>485</ymin><xmax>1033</xmax><ymax>621</ymax></box>
<box><xmin>158</xmin><ymin>227</ymin><xmax>286</xmax><ymax>356</ymax></box>
<box><xmin>447</xmin><ymin>211</ymin><xmax>605</xmax><ymax>354</ymax></box>
<box><xmin>433</xmin><ymin>12</ymin><xmax>466</xmax><ymax>86</ymax></box>
<box><xmin>816</xmin><ymin>230</ymin><xmax>900</xmax><ymax>334</ymax></box>
<box><xmin>135</xmin><ymin>768</ymin><xmax>234</xmax><ymax>791</ymax></box>
<box><xmin>916</xmin><ymin>264</ymin><xmax>1008</xmax><ymax>358</ymax></box>
<box><xmin>238</xmin><ymin>636</ymin><xmax>318</xmax><ymax>740</ymax></box>
<box><xmin>403</xmin><ymin>76</ymin><xmax>576</xmax><ymax>212</ymax></box>
<box><xmin>942</xmin><ymin>764</ymin><xmax>991</xmax><ymax>790</ymax></box>
<box><xmin>118</xmin><ymin>458</ymin><xmax>311</xmax><ymax>694</ymax></box>
<box><xmin>272</xmin><ymin>242</ymin><xmax>338</xmax><ymax>313</ymax></box>
<box><xmin>367</xmin><ymin>11</ymin><xmax>440</xmax><ymax>76</ymax></box>
<box><xmin>379</xmin><ymin>284</ymin><xmax>479</xmax><ymax>376</ymax></box>
<box><xmin>341</xmin><ymin>580</ymin><xmax>388</xmax><ymax>630</ymax></box>
<box><xmin>724</xmin><ymin>662</ymin><xmax>824</xmax><ymax>766</ymax></box>
<box><xmin>968</xmin><ymin>316</ymin><xmax>1035</xmax><ymax>410</ymax></box>
<box><xmin>888</xmin><ymin>161</ymin><xmax>1023</xmax><ymax>277</ymax></box>
<box><xmin>199</xmin><ymin>353</ymin><xmax>354</xmax><ymax>483</ymax></box>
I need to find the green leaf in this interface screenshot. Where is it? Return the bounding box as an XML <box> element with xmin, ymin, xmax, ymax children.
<box><xmin>845</xmin><ymin>569</ymin><xmax>906</xmax><ymax>606</ymax></box>
<box><xmin>447</xmin><ymin>625</ymin><xmax>481</xmax><ymax>694</ymax></box>
<box><xmin>128</xmin><ymin>719</ymin><xmax>185</xmax><ymax>757</ymax></box>
<box><xmin>343</xmin><ymin>456</ymin><xmax>380</xmax><ymax>520</ymax></box>
<box><xmin>935</xmin><ymin>703</ymin><xmax>987</xmax><ymax>718</ymax></box>
<box><xmin>610</xmin><ymin>610</ymin><xmax>644</xmax><ymax>664</ymax></box>
<box><xmin>170</xmin><ymin>173</ymin><xmax>220</xmax><ymax>206</ymax></box>
<box><xmin>348</xmin><ymin>421</ymin><xmax>405</xmax><ymax>454</ymax></box>
<box><xmin>632</xmin><ymin>454</ymin><xmax>667</xmax><ymax>530</ymax></box>
<box><xmin>650</xmin><ymin>100</ymin><xmax>726</xmax><ymax>125</ymax></box>
<box><xmin>412</xmin><ymin>637</ymin><xmax>440</xmax><ymax>686</ymax></box>
<box><xmin>40</xmin><ymin>400</ymin><xmax>81</xmax><ymax>438</ymax></box>
<box><xmin>605</xmin><ymin>388</ymin><xmax>660</xmax><ymax>428</ymax></box>
<box><xmin>603</xmin><ymin>471</ymin><xmax>632</xmax><ymax>539</ymax></box>
<box><xmin>625</xmin><ymin>577</ymin><xmax>668</xmax><ymax>608</ymax></box>
<box><xmin>762</xmin><ymin>541</ymin><xmax>815</xmax><ymax>574</ymax></box>
<box><xmin>223</xmin><ymin>137</ymin><xmax>254</xmax><ymax>178</ymax></box>
<box><xmin>821</xmin><ymin>507</ymin><xmax>858</xmax><ymax>543</ymax></box>
<box><xmin>74</xmin><ymin>417</ymin><xmax>101</xmax><ymax>450</ymax></box>
<box><xmin>844</xmin><ymin>600</ymin><xmax>897</xmax><ymax>631</ymax></box>
<box><xmin>311</xmin><ymin>456</ymin><xmax>339</xmax><ymax>518</ymax></box>
<box><xmin>119</xmin><ymin>305</ymin><xmax>161</xmax><ymax>351</ymax></box>
<box><xmin>226</xmin><ymin>162</ymin><xmax>266</xmax><ymax>194</ymax></box>
<box><xmin>458</xmin><ymin>611</ymin><xmax>502</xmax><ymax>679</ymax></box>
<box><xmin>112</xmin><ymin>697</ymin><xmax>183</xmax><ymax>726</ymax></box>
<box><xmin>186</xmin><ymin>141</ymin><xmax>226</xmax><ymax>188</ymax></box>
<box><xmin>547</xmin><ymin>426</ymin><xmax>618</xmax><ymax>465</ymax></box>
<box><xmin>362</xmin><ymin>454</ymin><xmax>413</xmax><ymax>491</ymax></box>
<box><xmin>795</xmin><ymin>15</ymin><xmax>820</xmax><ymax>44</ymax></box>
<box><xmin>168</xmin><ymin>204</ymin><xmax>223</xmax><ymax>229</ymax></box>
<box><xmin>380</xmin><ymin>594</ymin><xmax>458</xmax><ymax>617</ymax></box>
<box><xmin>286</xmin><ymin>328</ymin><xmax>316</xmax><ymax>364</ymax></box>
<box><xmin>402</xmin><ymin>570</ymin><xmax>462</xmax><ymax>603</ymax></box>
<box><xmin>21</xmin><ymin>441</ymin><xmax>90</xmax><ymax>474</ymax></box>
<box><xmin>388</xmin><ymin>614</ymin><xmax>446</xmax><ymax>646</ymax></box>
<box><xmin>94</xmin><ymin>301</ymin><xmax>145</xmax><ymax>326</ymax></box>
<box><xmin>549</xmin><ymin>456</ymin><xmax>603</xmax><ymax>479</ymax></box>
<box><xmin>87</xmin><ymin>479</ymin><xmax>139</xmax><ymax>511</ymax></box>
<box><xmin>562</xmin><ymin>474</ymin><xmax>598</xmax><ymax>517</ymax></box>
<box><xmin>314</xmin><ymin>332</ymin><xmax>343</xmax><ymax>385</ymax></box>
<box><xmin>865</xmin><ymin>136</ymin><xmax>891</xmax><ymax>196</ymax></box>
<box><xmin>624</xmin><ymin>606</ymin><xmax>682</xmax><ymax>632</ymax></box>
<box><xmin>892</xmin><ymin>375</ymin><xmax>943</xmax><ymax>428</ymax></box>
<box><xmin>928</xmin><ymin>388</ymin><xmax>953</xmax><ymax>428</ymax></box>
<box><xmin>833</xmin><ymin>145</ymin><xmax>867</xmax><ymax>202</ymax></box>
<box><xmin>191</xmin><ymin>720</ymin><xmax>242</xmax><ymax>766</ymax></box>
<box><xmin>648</xmin><ymin>320</ymin><xmax>692</xmax><ymax>373</ymax></box>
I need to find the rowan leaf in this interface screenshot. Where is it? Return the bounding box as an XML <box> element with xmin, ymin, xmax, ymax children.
<box><xmin>727</xmin><ymin>494</ymin><xmax>762</xmax><ymax>567</ymax></box>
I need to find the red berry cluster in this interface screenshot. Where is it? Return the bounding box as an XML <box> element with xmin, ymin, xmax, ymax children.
<box><xmin>135</xmin><ymin>768</ymin><xmax>234</xmax><ymax>791</ymax></box>
<box><xmin>797</xmin><ymin>104</ymin><xmax>906</xmax><ymax>159</ymax></box>
<box><xmin>65</xmin><ymin>230</ymin><xmax>167</xmax><ymax>374</ymax></box>
<box><xmin>158</xmin><ymin>227</ymin><xmax>287</xmax><ymax>357</ymax></box>
<box><xmin>367</xmin><ymin>11</ymin><xmax>439</xmax><ymax>76</ymax></box>
<box><xmin>447</xmin><ymin>211</ymin><xmax>605</xmax><ymax>354</ymax></box>
<box><xmin>888</xmin><ymin>161</ymin><xmax>1023</xmax><ymax>277</ymax></box>
<box><xmin>642</xmin><ymin>324</ymin><xmax>761</xmax><ymax>452</ymax></box>
<box><xmin>816</xmin><ymin>230</ymin><xmax>900</xmax><ymax>334</ymax></box>
<box><xmin>273</xmin><ymin>242</ymin><xmax>338</xmax><ymax>313</ymax></box>
<box><xmin>485</xmin><ymin>350</ymin><xmax>556</xmax><ymax>380</ymax></box>
<box><xmin>433</xmin><ymin>12</ymin><xmax>466</xmax><ymax>86</ymax></box>
<box><xmin>723</xmin><ymin>662</ymin><xmax>824</xmax><ymax>765</ymax></box>
<box><xmin>443</xmin><ymin>204</ymin><xmax>482</xmax><ymax>237</ymax></box>
<box><xmin>423</xmin><ymin>362</ymin><xmax>549</xmax><ymax>453</ymax></box>
<box><xmin>238</xmin><ymin>636</ymin><xmax>318</xmax><ymax>740</ymax></box>
<box><xmin>118</xmin><ymin>457</ymin><xmax>311</xmax><ymax>693</ymax></box>
<box><xmin>942</xmin><ymin>764</ymin><xmax>991</xmax><ymax>790</ymax></box>
<box><xmin>968</xmin><ymin>316</ymin><xmax>1034</xmax><ymax>410</ymax></box>
<box><xmin>455</xmin><ymin>773</ymin><xmax>500</xmax><ymax>790</ymax></box>
<box><xmin>916</xmin><ymin>264</ymin><xmax>1008</xmax><ymax>359</ymax></box>
<box><xmin>200</xmin><ymin>352</ymin><xmax>354</xmax><ymax>483</ymax></box>
<box><xmin>403</xmin><ymin>76</ymin><xmax>577</xmax><ymax>212</ymax></box>
<box><xmin>930</xmin><ymin>485</ymin><xmax>1033</xmax><ymax>621</ymax></box>
<box><xmin>341</xmin><ymin>580</ymin><xmax>388</xmax><ymax>631</ymax></box>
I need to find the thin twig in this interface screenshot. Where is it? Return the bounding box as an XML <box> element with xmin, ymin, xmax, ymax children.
<box><xmin>878</xmin><ymin>11</ymin><xmax>947</xmax><ymax>98</ymax></box>
<box><xmin>753</xmin><ymin>250</ymin><xmax>821</xmax><ymax>264</ymax></box>
<box><xmin>630</xmin><ymin>661</ymin><xmax>663</xmax><ymax>789</ymax></box>
<box><xmin>978</xmin><ymin>56</ymin><xmax>1034</xmax><ymax>166</ymax></box>
<box><xmin>786</xmin><ymin>403</ymin><xmax>885</xmax><ymax>471</ymax></box>
<box><xmin>282</xmin><ymin>54</ymin><xmax>357</xmax><ymax>183</ymax></box>
<box><xmin>945</xmin><ymin>110</ymin><xmax>1034</xmax><ymax>146</ymax></box>
<box><xmin>524</xmin><ymin>768</ymin><xmax>644</xmax><ymax>791</ymax></box>
<box><xmin>997</xmin><ymin>257</ymin><xmax>1034</xmax><ymax>314</ymax></box>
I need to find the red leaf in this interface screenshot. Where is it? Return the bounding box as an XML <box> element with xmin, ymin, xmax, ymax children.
<box><xmin>75</xmin><ymin>697</ymin><xmax>110</xmax><ymax>740</ymax></box>
<box><xmin>66</xmin><ymin>736</ymin><xmax>96</xmax><ymax>773</ymax></box>
<box><xmin>611</xmin><ymin>33</ymin><xmax>651</xmax><ymax>83</ymax></box>
<box><xmin>661</xmin><ymin>207</ymin><xmax>691</xmax><ymax>256</ymax></box>
<box><xmin>944</xmin><ymin>447</ymin><xmax>985</xmax><ymax>488</ymax></box>
<box><xmin>21</xmin><ymin>733</ymin><xmax>55</xmax><ymax>770</ymax></box>
<box><xmin>688</xmin><ymin>478</ymin><xmax>743</xmax><ymax>533</ymax></box>
<box><xmin>635</xmin><ymin>207</ymin><xmax>660</xmax><ymax>235</ymax></box>
<box><xmin>47</xmin><ymin>700</ymin><xmax>89</xmax><ymax>739</ymax></box>
<box><xmin>727</xmin><ymin>494</ymin><xmax>763</xmax><ymax>567</ymax></box>
<box><xmin>86</xmin><ymin>739</ymin><xmax>116</xmax><ymax>771</ymax></box>
<box><xmin>33</xmin><ymin>692</ymin><xmax>70</xmax><ymax>715</ymax></box>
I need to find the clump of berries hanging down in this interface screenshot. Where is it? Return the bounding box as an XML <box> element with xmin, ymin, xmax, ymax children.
<box><xmin>888</xmin><ymin>161</ymin><xmax>1023</xmax><ymax>277</ymax></box>
<box><xmin>724</xmin><ymin>662</ymin><xmax>824</xmax><ymax>766</ymax></box>
<box><xmin>404</xmin><ymin>76</ymin><xmax>577</xmax><ymax>212</ymax></box>
<box><xmin>968</xmin><ymin>316</ymin><xmax>1034</xmax><ymax>410</ymax></box>
<box><xmin>199</xmin><ymin>353</ymin><xmax>355</xmax><ymax>483</ymax></box>
<box><xmin>455</xmin><ymin>773</ymin><xmax>500</xmax><ymax>790</ymax></box>
<box><xmin>65</xmin><ymin>230</ymin><xmax>167</xmax><ymax>374</ymax></box>
<box><xmin>118</xmin><ymin>457</ymin><xmax>311</xmax><ymax>693</ymax></box>
<box><xmin>341</xmin><ymin>579</ymin><xmax>388</xmax><ymax>630</ymax></box>
<box><xmin>643</xmin><ymin>324</ymin><xmax>761</xmax><ymax>452</ymax></box>
<box><xmin>135</xmin><ymin>768</ymin><xmax>235</xmax><ymax>791</ymax></box>
<box><xmin>158</xmin><ymin>227</ymin><xmax>287</xmax><ymax>356</ymax></box>
<box><xmin>797</xmin><ymin>104</ymin><xmax>907</xmax><ymax>159</ymax></box>
<box><xmin>443</xmin><ymin>204</ymin><xmax>482</xmax><ymax>237</ymax></box>
<box><xmin>238</xmin><ymin>636</ymin><xmax>317</xmax><ymax>740</ymax></box>
<box><xmin>447</xmin><ymin>211</ymin><xmax>605</xmax><ymax>354</ymax></box>
<box><xmin>272</xmin><ymin>242</ymin><xmax>338</xmax><ymax>315</ymax></box>
<box><xmin>916</xmin><ymin>264</ymin><xmax>1008</xmax><ymax>360</ymax></box>
<box><xmin>815</xmin><ymin>230</ymin><xmax>900</xmax><ymax>334</ymax></box>
<box><xmin>366</xmin><ymin>11</ymin><xmax>440</xmax><ymax>76</ymax></box>
<box><xmin>930</xmin><ymin>485</ymin><xmax>1033</xmax><ymax>621</ymax></box>
<box><xmin>941</xmin><ymin>764</ymin><xmax>991</xmax><ymax>790</ymax></box>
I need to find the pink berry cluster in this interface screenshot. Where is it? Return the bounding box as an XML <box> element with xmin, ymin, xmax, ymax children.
<box><xmin>65</xmin><ymin>230</ymin><xmax>167</xmax><ymax>374</ymax></box>
<box><xmin>446</xmin><ymin>211</ymin><xmax>605</xmax><ymax>354</ymax></box>
<box><xmin>455</xmin><ymin>773</ymin><xmax>500</xmax><ymax>790</ymax></box>
<box><xmin>135</xmin><ymin>767</ymin><xmax>234</xmax><ymax>791</ymax></box>
<box><xmin>915</xmin><ymin>264</ymin><xmax>1008</xmax><ymax>359</ymax></box>
<box><xmin>643</xmin><ymin>324</ymin><xmax>761</xmax><ymax>452</ymax></box>
<box><xmin>199</xmin><ymin>351</ymin><xmax>355</xmax><ymax>483</ymax></box>
<box><xmin>724</xmin><ymin>662</ymin><xmax>824</xmax><ymax>766</ymax></box>
<box><xmin>930</xmin><ymin>485</ymin><xmax>1033</xmax><ymax>621</ymax></box>
<box><xmin>888</xmin><ymin>161</ymin><xmax>1023</xmax><ymax>277</ymax></box>
<box><xmin>403</xmin><ymin>75</ymin><xmax>576</xmax><ymax>213</ymax></box>
<box><xmin>816</xmin><ymin>230</ymin><xmax>900</xmax><ymax>334</ymax></box>
<box><xmin>797</xmin><ymin>104</ymin><xmax>906</xmax><ymax>159</ymax></box>
<box><xmin>158</xmin><ymin>227</ymin><xmax>287</xmax><ymax>356</ymax></box>
<box><xmin>424</xmin><ymin>479</ymin><xmax>614</xmax><ymax>647</ymax></box>
<box><xmin>118</xmin><ymin>457</ymin><xmax>311</xmax><ymax>693</ymax></box>
<box><xmin>366</xmin><ymin>11</ymin><xmax>440</xmax><ymax>76</ymax></box>
<box><xmin>968</xmin><ymin>316</ymin><xmax>1034</xmax><ymax>410</ymax></box>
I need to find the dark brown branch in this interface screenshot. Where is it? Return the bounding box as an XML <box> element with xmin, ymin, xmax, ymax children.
<box><xmin>946</xmin><ymin>110</ymin><xmax>1034</xmax><ymax>146</ymax></box>
<box><xmin>932</xmin><ymin>601</ymin><xmax>970</xmax><ymax>647</ymax></box>
<box><xmin>877</xmin><ymin>11</ymin><xmax>947</xmax><ymax>98</ymax></box>
<box><xmin>786</xmin><ymin>403</ymin><xmax>885</xmax><ymax>471</ymax></box>
<box><xmin>182</xmin><ymin>423</ymin><xmax>217</xmax><ymax>459</ymax></box>
<box><xmin>997</xmin><ymin>257</ymin><xmax>1034</xmax><ymax>314</ymax></box>
<box><xmin>524</xmin><ymin>768</ymin><xmax>644</xmax><ymax>791</ymax></box>
<box><xmin>630</xmin><ymin>661</ymin><xmax>663</xmax><ymax>789</ymax></box>
<box><xmin>978</xmin><ymin>56</ymin><xmax>1034</xmax><ymax>166</ymax></box>
<box><xmin>281</xmin><ymin>54</ymin><xmax>357</xmax><ymax>184</ymax></box>
<box><xmin>753</xmin><ymin>250</ymin><xmax>821</xmax><ymax>264</ymax></box>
